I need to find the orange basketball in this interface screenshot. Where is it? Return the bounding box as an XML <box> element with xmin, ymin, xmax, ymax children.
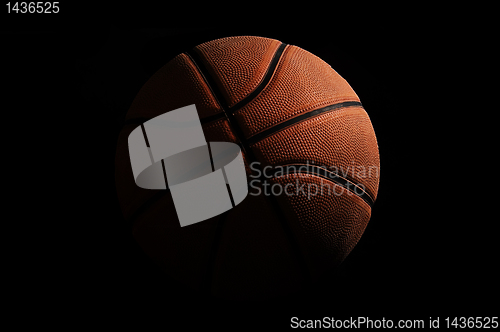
<box><xmin>115</xmin><ymin>36</ymin><xmax>380</xmax><ymax>300</ymax></box>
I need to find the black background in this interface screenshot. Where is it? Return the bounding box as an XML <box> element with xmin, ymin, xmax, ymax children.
<box><xmin>2</xmin><ymin>4</ymin><xmax>496</xmax><ymax>328</ymax></box>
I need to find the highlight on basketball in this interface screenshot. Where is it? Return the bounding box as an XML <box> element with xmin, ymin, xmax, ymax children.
<box><xmin>115</xmin><ymin>36</ymin><xmax>380</xmax><ymax>300</ymax></box>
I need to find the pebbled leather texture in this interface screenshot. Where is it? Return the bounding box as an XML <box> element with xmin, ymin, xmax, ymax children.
<box><xmin>194</xmin><ymin>36</ymin><xmax>282</xmax><ymax>109</ymax></box>
<box><xmin>233</xmin><ymin>44</ymin><xmax>360</xmax><ymax>138</ymax></box>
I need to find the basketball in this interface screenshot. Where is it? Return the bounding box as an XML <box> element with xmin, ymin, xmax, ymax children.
<box><xmin>115</xmin><ymin>36</ymin><xmax>380</xmax><ymax>300</ymax></box>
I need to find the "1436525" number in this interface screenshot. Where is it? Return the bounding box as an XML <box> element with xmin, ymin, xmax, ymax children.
<box><xmin>6</xmin><ymin>2</ymin><xmax>59</xmax><ymax>13</ymax></box>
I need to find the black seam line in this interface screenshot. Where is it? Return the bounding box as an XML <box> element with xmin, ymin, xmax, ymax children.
<box><xmin>228</xmin><ymin>43</ymin><xmax>287</xmax><ymax>113</ymax></box>
<box><xmin>247</xmin><ymin>101</ymin><xmax>363</xmax><ymax>146</ymax></box>
<box><xmin>200</xmin><ymin>112</ymin><xmax>226</xmax><ymax>125</ymax></box>
<box><xmin>186</xmin><ymin>43</ymin><xmax>312</xmax><ymax>287</ymax></box>
<box><xmin>185</xmin><ymin>50</ymin><xmax>230</xmax><ymax>111</ymax></box>
<box><xmin>275</xmin><ymin>164</ymin><xmax>374</xmax><ymax>208</ymax></box>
